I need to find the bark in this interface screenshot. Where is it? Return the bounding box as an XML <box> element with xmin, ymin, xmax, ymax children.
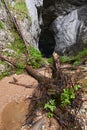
<box><xmin>52</xmin><ymin>52</ymin><xmax>61</xmax><ymax>78</ymax></box>
<box><xmin>0</xmin><ymin>54</ymin><xmax>50</xmax><ymax>83</ymax></box>
<box><xmin>25</xmin><ymin>65</ymin><xmax>50</xmax><ymax>83</ymax></box>
<box><xmin>0</xmin><ymin>54</ymin><xmax>16</xmax><ymax>67</ymax></box>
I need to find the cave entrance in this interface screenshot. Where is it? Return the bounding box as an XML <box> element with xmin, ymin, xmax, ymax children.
<box><xmin>39</xmin><ymin>29</ymin><xmax>56</xmax><ymax>58</ymax></box>
<box><xmin>38</xmin><ymin>0</ymin><xmax>57</xmax><ymax>58</ymax></box>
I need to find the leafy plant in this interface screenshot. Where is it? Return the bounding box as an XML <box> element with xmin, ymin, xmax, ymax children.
<box><xmin>28</xmin><ymin>46</ymin><xmax>46</xmax><ymax>68</ymax></box>
<box><xmin>61</xmin><ymin>85</ymin><xmax>81</xmax><ymax>107</ymax></box>
<box><xmin>73</xmin><ymin>85</ymin><xmax>81</xmax><ymax>91</ymax></box>
<box><xmin>44</xmin><ymin>99</ymin><xmax>56</xmax><ymax>118</ymax></box>
<box><xmin>61</xmin><ymin>88</ymin><xmax>75</xmax><ymax>107</ymax></box>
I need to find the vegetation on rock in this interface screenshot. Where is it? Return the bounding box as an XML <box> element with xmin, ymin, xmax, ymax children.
<box><xmin>0</xmin><ymin>21</ymin><xmax>4</xmax><ymax>29</ymax></box>
<box><xmin>60</xmin><ymin>48</ymin><xmax>87</xmax><ymax>65</ymax></box>
<box><xmin>28</xmin><ymin>46</ymin><xmax>46</xmax><ymax>68</ymax></box>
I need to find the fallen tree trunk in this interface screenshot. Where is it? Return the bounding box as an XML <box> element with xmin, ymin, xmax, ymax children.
<box><xmin>25</xmin><ymin>65</ymin><xmax>50</xmax><ymax>83</ymax></box>
<box><xmin>0</xmin><ymin>54</ymin><xmax>50</xmax><ymax>83</ymax></box>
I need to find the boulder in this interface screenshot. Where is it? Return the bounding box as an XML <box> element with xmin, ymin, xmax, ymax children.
<box><xmin>52</xmin><ymin>4</ymin><xmax>87</xmax><ymax>55</ymax></box>
<box><xmin>25</xmin><ymin>0</ymin><xmax>43</xmax><ymax>48</ymax></box>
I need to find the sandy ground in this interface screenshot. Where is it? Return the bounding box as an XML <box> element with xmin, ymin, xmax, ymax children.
<box><xmin>0</xmin><ymin>73</ymin><xmax>38</xmax><ymax>130</ymax></box>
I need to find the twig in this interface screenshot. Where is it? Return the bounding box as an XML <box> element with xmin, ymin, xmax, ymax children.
<box><xmin>9</xmin><ymin>81</ymin><xmax>35</xmax><ymax>88</ymax></box>
<box><xmin>0</xmin><ymin>54</ymin><xmax>16</xmax><ymax>67</ymax></box>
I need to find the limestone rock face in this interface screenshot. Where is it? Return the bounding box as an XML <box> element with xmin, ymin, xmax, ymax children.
<box><xmin>25</xmin><ymin>0</ymin><xmax>43</xmax><ymax>48</ymax></box>
<box><xmin>0</xmin><ymin>0</ymin><xmax>87</xmax><ymax>59</ymax></box>
<box><xmin>51</xmin><ymin>1</ymin><xmax>87</xmax><ymax>55</ymax></box>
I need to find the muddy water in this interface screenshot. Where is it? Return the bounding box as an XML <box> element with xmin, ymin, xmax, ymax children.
<box><xmin>0</xmin><ymin>100</ymin><xmax>28</xmax><ymax>130</ymax></box>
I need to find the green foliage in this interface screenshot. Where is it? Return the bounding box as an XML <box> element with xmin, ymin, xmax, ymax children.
<box><xmin>11</xmin><ymin>31</ymin><xmax>26</xmax><ymax>54</ymax></box>
<box><xmin>28</xmin><ymin>46</ymin><xmax>46</xmax><ymax>68</ymax></box>
<box><xmin>47</xmin><ymin>57</ymin><xmax>53</xmax><ymax>64</ymax></box>
<box><xmin>61</xmin><ymin>88</ymin><xmax>75</xmax><ymax>107</ymax></box>
<box><xmin>59</xmin><ymin>56</ymin><xmax>73</xmax><ymax>63</ymax></box>
<box><xmin>14</xmin><ymin>0</ymin><xmax>28</xmax><ymax>20</ymax></box>
<box><xmin>61</xmin><ymin>85</ymin><xmax>81</xmax><ymax>107</ymax></box>
<box><xmin>14</xmin><ymin>0</ymin><xmax>28</xmax><ymax>13</ymax></box>
<box><xmin>73</xmin><ymin>85</ymin><xmax>81</xmax><ymax>91</ymax></box>
<box><xmin>15</xmin><ymin>61</ymin><xmax>25</xmax><ymax>74</ymax></box>
<box><xmin>60</xmin><ymin>48</ymin><xmax>87</xmax><ymax>66</ymax></box>
<box><xmin>47</xmin><ymin>112</ymin><xmax>54</xmax><ymax>118</ymax></box>
<box><xmin>0</xmin><ymin>21</ymin><xmax>4</xmax><ymax>29</ymax></box>
<box><xmin>16</xmin><ymin>62</ymin><xmax>25</xmax><ymax>69</ymax></box>
<box><xmin>73</xmin><ymin>61</ymin><xmax>81</xmax><ymax>66</ymax></box>
<box><xmin>8</xmin><ymin>0</ymin><xmax>31</xmax><ymax>22</ymax></box>
<box><xmin>44</xmin><ymin>99</ymin><xmax>56</xmax><ymax>118</ymax></box>
<box><xmin>0</xmin><ymin>71</ymin><xmax>9</xmax><ymax>80</ymax></box>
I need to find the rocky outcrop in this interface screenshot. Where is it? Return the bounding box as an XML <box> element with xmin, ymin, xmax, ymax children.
<box><xmin>52</xmin><ymin>3</ymin><xmax>87</xmax><ymax>55</ymax></box>
<box><xmin>38</xmin><ymin>0</ymin><xmax>87</xmax><ymax>56</ymax></box>
<box><xmin>0</xmin><ymin>0</ymin><xmax>87</xmax><ymax>59</ymax></box>
<box><xmin>25</xmin><ymin>0</ymin><xmax>43</xmax><ymax>48</ymax></box>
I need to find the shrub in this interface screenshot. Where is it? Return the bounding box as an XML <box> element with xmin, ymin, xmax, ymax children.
<box><xmin>28</xmin><ymin>46</ymin><xmax>46</xmax><ymax>68</ymax></box>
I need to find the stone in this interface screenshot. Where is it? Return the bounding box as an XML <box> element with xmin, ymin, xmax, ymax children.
<box><xmin>25</xmin><ymin>0</ymin><xmax>43</xmax><ymax>48</ymax></box>
<box><xmin>52</xmin><ymin>4</ymin><xmax>87</xmax><ymax>55</ymax></box>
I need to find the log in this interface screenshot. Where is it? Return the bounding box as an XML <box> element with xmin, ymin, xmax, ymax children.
<box><xmin>0</xmin><ymin>54</ymin><xmax>16</xmax><ymax>67</ymax></box>
<box><xmin>52</xmin><ymin>52</ymin><xmax>61</xmax><ymax>78</ymax></box>
<box><xmin>25</xmin><ymin>65</ymin><xmax>50</xmax><ymax>83</ymax></box>
<box><xmin>0</xmin><ymin>54</ymin><xmax>50</xmax><ymax>83</ymax></box>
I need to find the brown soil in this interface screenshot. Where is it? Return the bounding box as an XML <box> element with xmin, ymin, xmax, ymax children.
<box><xmin>0</xmin><ymin>66</ymin><xmax>87</xmax><ymax>130</ymax></box>
<box><xmin>0</xmin><ymin>73</ymin><xmax>38</xmax><ymax>130</ymax></box>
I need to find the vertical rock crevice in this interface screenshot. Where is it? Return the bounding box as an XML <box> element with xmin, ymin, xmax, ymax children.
<box><xmin>38</xmin><ymin>0</ymin><xmax>56</xmax><ymax>57</ymax></box>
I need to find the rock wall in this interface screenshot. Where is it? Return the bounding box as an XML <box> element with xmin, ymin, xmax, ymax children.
<box><xmin>0</xmin><ymin>0</ymin><xmax>87</xmax><ymax>59</ymax></box>
<box><xmin>50</xmin><ymin>0</ymin><xmax>87</xmax><ymax>55</ymax></box>
<box><xmin>25</xmin><ymin>0</ymin><xmax>43</xmax><ymax>48</ymax></box>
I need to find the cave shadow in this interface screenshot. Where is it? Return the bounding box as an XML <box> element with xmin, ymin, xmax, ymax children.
<box><xmin>39</xmin><ymin>29</ymin><xmax>56</xmax><ymax>58</ymax></box>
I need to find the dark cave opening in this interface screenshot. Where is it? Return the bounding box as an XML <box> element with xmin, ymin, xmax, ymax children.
<box><xmin>39</xmin><ymin>29</ymin><xmax>56</xmax><ymax>58</ymax></box>
<box><xmin>38</xmin><ymin>0</ymin><xmax>57</xmax><ymax>58</ymax></box>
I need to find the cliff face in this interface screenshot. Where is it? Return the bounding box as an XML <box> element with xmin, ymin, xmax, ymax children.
<box><xmin>41</xmin><ymin>0</ymin><xmax>87</xmax><ymax>55</ymax></box>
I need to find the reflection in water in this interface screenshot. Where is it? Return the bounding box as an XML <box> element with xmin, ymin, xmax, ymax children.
<box><xmin>1</xmin><ymin>100</ymin><xmax>28</xmax><ymax>130</ymax></box>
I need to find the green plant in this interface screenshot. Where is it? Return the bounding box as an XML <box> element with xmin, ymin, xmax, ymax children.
<box><xmin>59</xmin><ymin>56</ymin><xmax>73</xmax><ymax>63</ymax></box>
<box><xmin>48</xmin><ymin>57</ymin><xmax>53</xmax><ymax>64</ymax></box>
<box><xmin>15</xmin><ymin>62</ymin><xmax>25</xmax><ymax>74</ymax></box>
<box><xmin>0</xmin><ymin>71</ymin><xmax>9</xmax><ymax>80</ymax></box>
<box><xmin>0</xmin><ymin>21</ymin><xmax>4</xmax><ymax>29</ymax></box>
<box><xmin>73</xmin><ymin>61</ymin><xmax>81</xmax><ymax>66</ymax></box>
<box><xmin>28</xmin><ymin>46</ymin><xmax>46</xmax><ymax>68</ymax></box>
<box><xmin>60</xmin><ymin>48</ymin><xmax>87</xmax><ymax>66</ymax></box>
<box><xmin>8</xmin><ymin>0</ymin><xmax>30</xmax><ymax>21</ymax></box>
<box><xmin>61</xmin><ymin>85</ymin><xmax>81</xmax><ymax>107</ymax></box>
<box><xmin>61</xmin><ymin>88</ymin><xmax>75</xmax><ymax>107</ymax></box>
<box><xmin>73</xmin><ymin>85</ymin><xmax>81</xmax><ymax>91</ymax></box>
<box><xmin>44</xmin><ymin>99</ymin><xmax>56</xmax><ymax>118</ymax></box>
